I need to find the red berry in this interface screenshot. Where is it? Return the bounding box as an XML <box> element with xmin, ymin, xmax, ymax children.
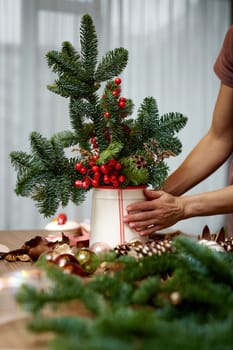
<box><xmin>115</xmin><ymin>162</ymin><xmax>122</xmax><ymax>170</ymax></box>
<box><xmin>118</xmin><ymin>175</ymin><xmax>125</xmax><ymax>183</ymax></box>
<box><xmin>118</xmin><ymin>100</ymin><xmax>126</xmax><ymax>108</ymax></box>
<box><xmin>90</xmin><ymin>137</ymin><xmax>97</xmax><ymax>144</ymax></box>
<box><xmin>89</xmin><ymin>160</ymin><xmax>95</xmax><ymax>167</ymax></box>
<box><xmin>103</xmin><ymin>112</ymin><xmax>111</xmax><ymax>118</ymax></box>
<box><xmin>119</xmin><ymin>96</ymin><xmax>126</xmax><ymax>102</ymax></box>
<box><xmin>112</xmin><ymin>88</ymin><xmax>120</xmax><ymax>97</ymax></box>
<box><xmin>74</xmin><ymin>162</ymin><xmax>82</xmax><ymax>171</ymax></box>
<box><xmin>112</xmin><ymin>180</ymin><xmax>119</xmax><ymax>188</ymax></box>
<box><xmin>80</xmin><ymin>167</ymin><xmax>87</xmax><ymax>174</ymax></box>
<box><xmin>100</xmin><ymin>164</ymin><xmax>110</xmax><ymax>174</ymax></box>
<box><xmin>74</xmin><ymin>180</ymin><xmax>83</xmax><ymax>187</ymax></box>
<box><xmin>92</xmin><ymin>165</ymin><xmax>99</xmax><ymax>173</ymax></box>
<box><xmin>93</xmin><ymin>172</ymin><xmax>101</xmax><ymax>180</ymax></box>
<box><xmin>103</xmin><ymin>175</ymin><xmax>111</xmax><ymax>184</ymax></box>
<box><xmin>110</xmin><ymin>175</ymin><xmax>117</xmax><ymax>183</ymax></box>
<box><xmin>108</xmin><ymin>159</ymin><xmax>117</xmax><ymax>167</ymax></box>
<box><xmin>82</xmin><ymin>178</ymin><xmax>91</xmax><ymax>189</ymax></box>
<box><xmin>92</xmin><ymin>179</ymin><xmax>99</xmax><ymax>187</ymax></box>
<box><xmin>114</xmin><ymin>77</ymin><xmax>121</xmax><ymax>85</ymax></box>
<box><xmin>92</xmin><ymin>154</ymin><xmax>99</xmax><ymax>161</ymax></box>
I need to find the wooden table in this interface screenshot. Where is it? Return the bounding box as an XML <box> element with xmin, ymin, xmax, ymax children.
<box><xmin>0</xmin><ymin>230</ymin><xmax>48</xmax><ymax>275</ymax></box>
<box><xmin>0</xmin><ymin>230</ymin><xmax>53</xmax><ymax>350</ymax></box>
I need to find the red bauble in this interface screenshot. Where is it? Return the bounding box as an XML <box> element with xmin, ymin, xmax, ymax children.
<box><xmin>54</xmin><ymin>253</ymin><xmax>77</xmax><ymax>267</ymax></box>
<box><xmin>114</xmin><ymin>77</ymin><xmax>121</xmax><ymax>85</ymax></box>
<box><xmin>57</xmin><ymin>213</ymin><xmax>67</xmax><ymax>225</ymax></box>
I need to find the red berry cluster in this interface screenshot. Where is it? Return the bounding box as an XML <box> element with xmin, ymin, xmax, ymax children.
<box><xmin>102</xmin><ymin>77</ymin><xmax>127</xmax><ymax>119</ymax></box>
<box><xmin>74</xmin><ymin>157</ymin><xmax>125</xmax><ymax>189</ymax></box>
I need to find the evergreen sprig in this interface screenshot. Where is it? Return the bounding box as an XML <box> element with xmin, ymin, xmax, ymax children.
<box><xmin>10</xmin><ymin>13</ymin><xmax>187</xmax><ymax>216</ymax></box>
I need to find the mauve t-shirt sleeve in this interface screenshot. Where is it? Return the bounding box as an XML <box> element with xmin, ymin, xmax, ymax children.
<box><xmin>213</xmin><ymin>25</ymin><xmax>233</xmax><ymax>88</ymax></box>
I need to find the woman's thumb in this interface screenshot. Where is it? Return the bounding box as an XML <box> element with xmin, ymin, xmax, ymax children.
<box><xmin>143</xmin><ymin>188</ymin><xmax>165</xmax><ymax>200</ymax></box>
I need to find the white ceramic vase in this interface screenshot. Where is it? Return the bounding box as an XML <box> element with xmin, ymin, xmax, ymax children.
<box><xmin>90</xmin><ymin>186</ymin><xmax>147</xmax><ymax>248</ymax></box>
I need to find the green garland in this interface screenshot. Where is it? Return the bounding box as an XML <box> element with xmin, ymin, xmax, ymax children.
<box><xmin>16</xmin><ymin>236</ymin><xmax>233</xmax><ymax>350</ymax></box>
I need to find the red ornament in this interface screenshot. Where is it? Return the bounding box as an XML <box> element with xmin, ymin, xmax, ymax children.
<box><xmin>57</xmin><ymin>213</ymin><xmax>67</xmax><ymax>225</ymax></box>
<box><xmin>114</xmin><ymin>77</ymin><xmax>121</xmax><ymax>85</ymax></box>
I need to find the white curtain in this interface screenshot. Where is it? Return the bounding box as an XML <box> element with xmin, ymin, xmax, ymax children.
<box><xmin>0</xmin><ymin>0</ymin><xmax>231</xmax><ymax>235</ymax></box>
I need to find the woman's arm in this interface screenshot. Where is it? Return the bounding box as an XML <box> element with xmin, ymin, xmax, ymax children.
<box><xmin>163</xmin><ymin>83</ymin><xmax>233</xmax><ymax>195</ymax></box>
<box><xmin>123</xmin><ymin>84</ymin><xmax>233</xmax><ymax>235</ymax></box>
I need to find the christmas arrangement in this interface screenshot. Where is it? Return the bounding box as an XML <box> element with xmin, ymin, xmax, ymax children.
<box><xmin>10</xmin><ymin>14</ymin><xmax>187</xmax><ymax>217</ymax></box>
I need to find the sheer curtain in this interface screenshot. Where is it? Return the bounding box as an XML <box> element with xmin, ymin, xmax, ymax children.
<box><xmin>0</xmin><ymin>0</ymin><xmax>231</xmax><ymax>235</ymax></box>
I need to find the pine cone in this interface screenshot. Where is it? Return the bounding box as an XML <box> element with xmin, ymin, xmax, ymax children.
<box><xmin>219</xmin><ymin>237</ymin><xmax>233</xmax><ymax>252</ymax></box>
<box><xmin>114</xmin><ymin>239</ymin><xmax>174</xmax><ymax>259</ymax></box>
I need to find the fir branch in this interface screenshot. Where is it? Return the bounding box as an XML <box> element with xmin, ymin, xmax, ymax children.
<box><xmin>10</xmin><ymin>151</ymin><xmax>33</xmax><ymax>173</ymax></box>
<box><xmin>51</xmin><ymin>131</ymin><xmax>79</xmax><ymax>148</ymax></box>
<box><xmin>120</xmin><ymin>157</ymin><xmax>149</xmax><ymax>186</ymax></box>
<box><xmin>95</xmin><ymin>48</ymin><xmax>128</xmax><ymax>82</ymax></box>
<box><xmin>80</xmin><ymin>14</ymin><xmax>98</xmax><ymax>79</ymax></box>
<box><xmin>174</xmin><ymin>236</ymin><xmax>233</xmax><ymax>288</ymax></box>
<box><xmin>159</xmin><ymin>112</ymin><xmax>188</xmax><ymax>133</ymax></box>
<box><xmin>97</xmin><ymin>141</ymin><xmax>124</xmax><ymax>164</ymax></box>
<box><xmin>46</xmin><ymin>50</ymin><xmax>81</xmax><ymax>76</ymax></box>
<box><xmin>61</xmin><ymin>41</ymin><xmax>81</xmax><ymax>62</ymax></box>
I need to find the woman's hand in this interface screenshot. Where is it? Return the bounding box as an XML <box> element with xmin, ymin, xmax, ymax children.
<box><xmin>123</xmin><ymin>188</ymin><xmax>184</xmax><ymax>236</ymax></box>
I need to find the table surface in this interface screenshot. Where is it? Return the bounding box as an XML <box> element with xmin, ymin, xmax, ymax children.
<box><xmin>0</xmin><ymin>229</ymin><xmax>47</xmax><ymax>275</ymax></box>
<box><xmin>0</xmin><ymin>230</ymin><xmax>53</xmax><ymax>350</ymax></box>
